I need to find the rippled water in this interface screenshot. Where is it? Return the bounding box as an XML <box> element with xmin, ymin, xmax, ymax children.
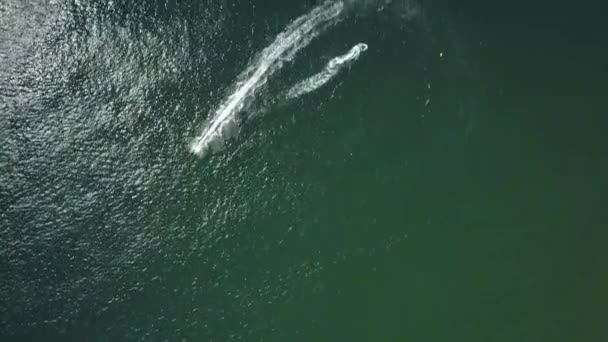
<box><xmin>2</xmin><ymin>0</ymin><xmax>485</xmax><ymax>340</ymax></box>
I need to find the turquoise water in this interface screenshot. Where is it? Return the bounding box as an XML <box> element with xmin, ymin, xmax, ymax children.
<box><xmin>1</xmin><ymin>0</ymin><xmax>606</xmax><ymax>340</ymax></box>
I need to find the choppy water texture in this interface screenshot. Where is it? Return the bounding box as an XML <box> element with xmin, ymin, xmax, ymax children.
<box><xmin>2</xmin><ymin>0</ymin><xmax>607</xmax><ymax>341</ymax></box>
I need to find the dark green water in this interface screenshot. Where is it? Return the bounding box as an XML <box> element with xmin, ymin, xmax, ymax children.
<box><xmin>1</xmin><ymin>0</ymin><xmax>607</xmax><ymax>340</ymax></box>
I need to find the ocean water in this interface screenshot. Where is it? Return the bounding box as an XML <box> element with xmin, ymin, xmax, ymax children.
<box><xmin>1</xmin><ymin>0</ymin><xmax>607</xmax><ymax>341</ymax></box>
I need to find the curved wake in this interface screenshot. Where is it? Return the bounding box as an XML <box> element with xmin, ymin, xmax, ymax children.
<box><xmin>190</xmin><ymin>1</ymin><xmax>345</xmax><ymax>156</ymax></box>
<box><xmin>285</xmin><ymin>42</ymin><xmax>368</xmax><ymax>100</ymax></box>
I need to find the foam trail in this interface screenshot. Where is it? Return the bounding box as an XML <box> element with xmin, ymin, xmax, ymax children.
<box><xmin>190</xmin><ymin>1</ymin><xmax>345</xmax><ymax>156</ymax></box>
<box><xmin>285</xmin><ymin>42</ymin><xmax>368</xmax><ymax>100</ymax></box>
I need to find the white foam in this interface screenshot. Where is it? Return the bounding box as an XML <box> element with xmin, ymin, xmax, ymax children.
<box><xmin>285</xmin><ymin>42</ymin><xmax>368</xmax><ymax>100</ymax></box>
<box><xmin>190</xmin><ymin>1</ymin><xmax>345</xmax><ymax>156</ymax></box>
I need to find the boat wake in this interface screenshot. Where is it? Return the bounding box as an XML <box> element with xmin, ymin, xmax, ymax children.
<box><xmin>285</xmin><ymin>42</ymin><xmax>368</xmax><ymax>100</ymax></box>
<box><xmin>190</xmin><ymin>1</ymin><xmax>345</xmax><ymax>156</ymax></box>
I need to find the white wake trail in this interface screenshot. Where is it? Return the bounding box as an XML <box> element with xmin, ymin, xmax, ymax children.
<box><xmin>285</xmin><ymin>42</ymin><xmax>368</xmax><ymax>100</ymax></box>
<box><xmin>190</xmin><ymin>1</ymin><xmax>345</xmax><ymax>156</ymax></box>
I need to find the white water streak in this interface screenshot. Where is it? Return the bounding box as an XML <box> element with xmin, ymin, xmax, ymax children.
<box><xmin>285</xmin><ymin>42</ymin><xmax>368</xmax><ymax>100</ymax></box>
<box><xmin>190</xmin><ymin>1</ymin><xmax>345</xmax><ymax>156</ymax></box>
